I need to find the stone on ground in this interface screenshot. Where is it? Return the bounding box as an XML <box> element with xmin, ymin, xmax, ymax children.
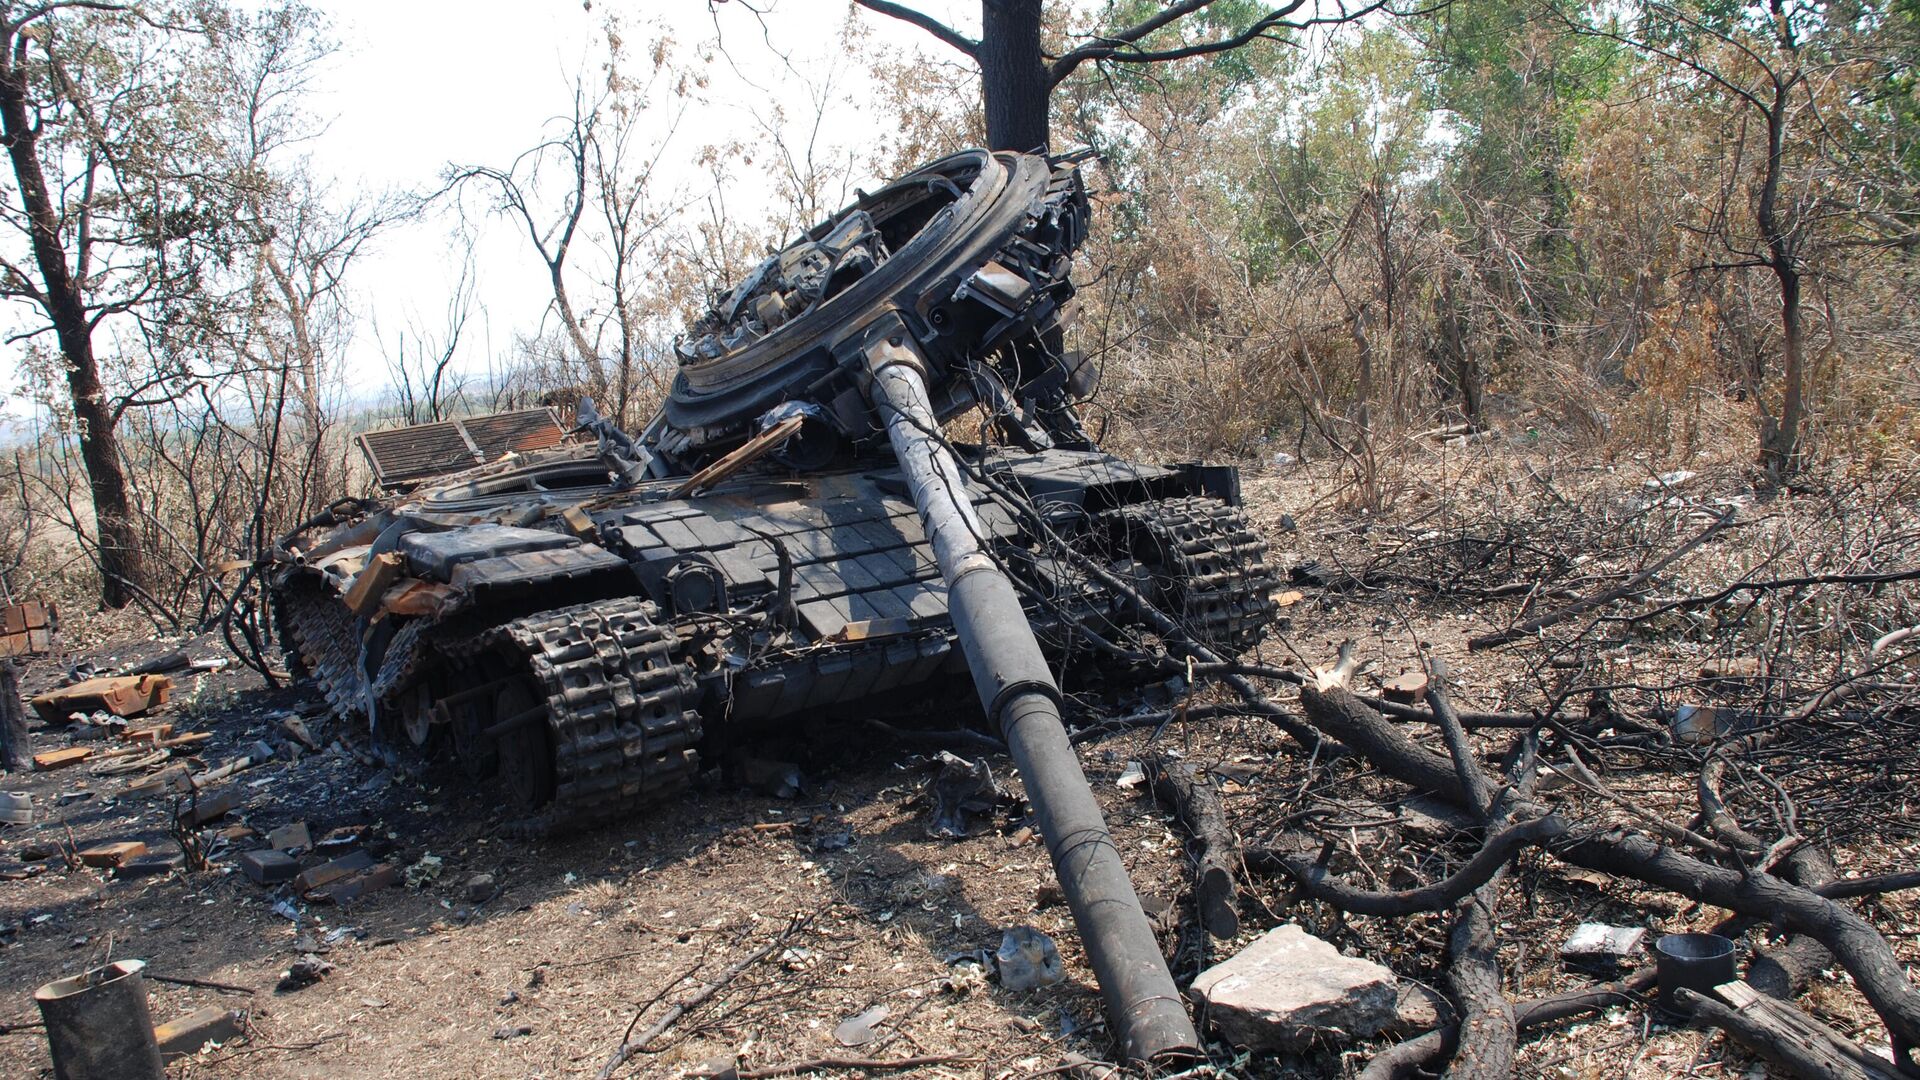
<box><xmin>1189</xmin><ymin>924</ymin><xmax>1398</xmax><ymax>1050</ymax></box>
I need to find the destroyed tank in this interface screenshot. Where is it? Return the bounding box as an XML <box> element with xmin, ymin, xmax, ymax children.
<box><xmin>270</xmin><ymin>149</ymin><xmax>1274</xmax><ymax>1060</ymax></box>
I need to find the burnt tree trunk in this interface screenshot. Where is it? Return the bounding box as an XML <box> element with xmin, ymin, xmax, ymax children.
<box><xmin>1756</xmin><ymin>77</ymin><xmax>1805</xmax><ymax>476</ymax></box>
<box><xmin>0</xmin><ymin>661</ymin><xmax>29</xmax><ymax>773</ymax></box>
<box><xmin>980</xmin><ymin>0</ymin><xmax>1050</xmax><ymax>152</ymax></box>
<box><xmin>0</xmin><ymin>36</ymin><xmax>141</xmax><ymax>609</ymax></box>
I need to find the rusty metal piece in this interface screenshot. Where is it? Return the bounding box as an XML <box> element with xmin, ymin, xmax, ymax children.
<box><xmin>31</xmin><ymin>674</ymin><xmax>173</xmax><ymax>723</ymax></box>
<box><xmin>357</xmin><ymin>407</ymin><xmax>568</xmax><ymax>491</ymax></box>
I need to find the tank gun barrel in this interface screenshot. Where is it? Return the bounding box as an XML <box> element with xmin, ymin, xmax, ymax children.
<box><xmin>863</xmin><ymin>331</ymin><xmax>1200</xmax><ymax>1065</ymax></box>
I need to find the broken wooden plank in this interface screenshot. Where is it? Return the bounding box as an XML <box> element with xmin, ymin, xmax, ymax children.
<box><xmin>154</xmin><ymin>731</ymin><xmax>212</xmax><ymax>750</ymax></box>
<box><xmin>0</xmin><ymin>599</ymin><xmax>54</xmax><ymax>658</ymax></box>
<box><xmin>32</xmin><ymin>746</ymin><xmax>93</xmax><ymax>771</ymax></box>
<box><xmin>344</xmin><ymin>551</ymin><xmax>406</xmax><ymax>617</ymax></box>
<box><xmin>1685</xmin><ymin>981</ymin><xmax>1901</xmax><ymax>1080</ymax></box>
<box><xmin>79</xmin><ymin>841</ymin><xmax>148</xmax><ymax>868</ymax></box>
<box><xmin>154</xmin><ymin>1006</ymin><xmax>245</xmax><ymax>1061</ymax></box>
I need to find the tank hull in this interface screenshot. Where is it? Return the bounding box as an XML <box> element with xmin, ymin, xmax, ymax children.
<box><xmin>270</xmin><ymin>443</ymin><xmax>1273</xmax><ymax>830</ymax></box>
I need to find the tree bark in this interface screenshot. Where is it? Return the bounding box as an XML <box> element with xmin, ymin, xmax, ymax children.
<box><xmin>0</xmin><ymin>33</ymin><xmax>142</xmax><ymax>609</ymax></box>
<box><xmin>1142</xmin><ymin>755</ymin><xmax>1239</xmax><ymax>938</ymax></box>
<box><xmin>0</xmin><ymin>661</ymin><xmax>28</xmax><ymax>773</ymax></box>
<box><xmin>980</xmin><ymin>0</ymin><xmax>1050</xmax><ymax>152</ymax></box>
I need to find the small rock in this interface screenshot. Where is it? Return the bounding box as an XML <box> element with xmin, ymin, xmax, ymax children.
<box><xmin>1114</xmin><ymin>761</ymin><xmax>1146</xmax><ymax>790</ymax></box>
<box><xmin>276</xmin><ymin>957</ymin><xmax>333</xmax><ymax>993</ymax></box>
<box><xmin>1188</xmin><ymin>924</ymin><xmax>1398</xmax><ymax>1050</ymax></box>
<box><xmin>833</xmin><ymin>1004</ymin><xmax>889</xmax><ymax>1047</ymax></box>
<box><xmin>1672</xmin><ymin>704</ymin><xmax>1735</xmax><ymax>746</ymax></box>
<box><xmin>995</xmin><ymin>926</ymin><xmax>1065</xmax><ymax>991</ymax></box>
<box><xmin>492</xmin><ymin>1023</ymin><xmax>532</xmax><ymax>1040</ymax></box>
<box><xmin>465</xmin><ymin>873</ymin><xmax>497</xmax><ymax>904</ymax></box>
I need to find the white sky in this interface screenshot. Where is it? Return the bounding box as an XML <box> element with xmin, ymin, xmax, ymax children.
<box><xmin>305</xmin><ymin>0</ymin><xmax>972</xmax><ymax>394</ymax></box>
<box><xmin>0</xmin><ymin>0</ymin><xmax>980</xmax><ymax>419</ymax></box>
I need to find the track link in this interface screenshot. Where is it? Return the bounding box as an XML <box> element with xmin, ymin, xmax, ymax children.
<box><xmin>1099</xmin><ymin>496</ymin><xmax>1279</xmax><ymax>656</ymax></box>
<box><xmin>477</xmin><ymin>599</ymin><xmax>703</xmax><ymax>834</ymax></box>
<box><xmin>279</xmin><ymin>579</ymin><xmax>366</xmax><ymax>718</ymax></box>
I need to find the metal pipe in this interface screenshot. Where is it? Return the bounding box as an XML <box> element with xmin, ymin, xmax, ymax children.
<box><xmin>865</xmin><ymin>333</ymin><xmax>1199</xmax><ymax>1064</ymax></box>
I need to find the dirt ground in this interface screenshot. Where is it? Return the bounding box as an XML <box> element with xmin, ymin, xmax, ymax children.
<box><xmin>1</xmin><ymin>445</ymin><xmax>1915</xmax><ymax>1079</ymax></box>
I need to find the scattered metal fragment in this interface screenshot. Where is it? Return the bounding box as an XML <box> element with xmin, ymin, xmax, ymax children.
<box><xmin>995</xmin><ymin>926</ymin><xmax>1066</xmax><ymax>991</ymax></box>
<box><xmin>927</xmin><ymin>752</ymin><xmax>1000</xmax><ymax>838</ymax></box>
<box><xmin>275</xmin><ymin>958</ymin><xmax>333</xmax><ymax>993</ymax></box>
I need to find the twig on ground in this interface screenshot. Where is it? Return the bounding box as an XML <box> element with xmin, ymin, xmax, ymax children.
<box><xmin>737</xmin><ymin>1053</ymin><xmax>975</xmax><ymax>1078</ymax></box>
<box><xmin>596</xmin><ymin>913</ymin><xmax>812</xmax><ymax>1080</ymax></box>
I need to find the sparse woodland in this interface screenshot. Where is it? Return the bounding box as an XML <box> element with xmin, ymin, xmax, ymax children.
<box><xmin>0</xmin><ymin>1</ymin><xmax>1917</xmax><ymax>1078</ymax></box>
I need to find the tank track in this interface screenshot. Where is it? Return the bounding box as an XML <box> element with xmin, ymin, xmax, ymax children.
<box><xmin>1099</xmin><ymin>496</ymin><xmax>1278</xmax><ymax>656</ymax></box>
<box><xmin>278</xmin><ymin>580</ymin><xmax>366</xmax><ymax>719</ymax></box>
<box><xmin>456</xmin><ymin>599</ymin><xmax>703</xmax><ymax>835</ymax></box>
<box><xmin>278</xmin><ymin>583</ymin><xmax>703</xmax><ymax>835</ymax></box>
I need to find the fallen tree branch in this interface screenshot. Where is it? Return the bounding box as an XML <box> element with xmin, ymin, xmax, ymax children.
<box><xmin>1444</xmin><ymin>890</ymin><xmax>1516</xmax><ymax>1080</ymax></box>
<box><xmin>1245</xmin><ymin>816</ymin><xmax>1566</xmax><ymax>917</ymax></box>
<box><xmin>1358</xmin><ymin>967</ymin><xmax>1657</xmax><ymax>1080</ymax></box>
<box><xmin>1679</xmin><ymin>985</ymin><xmax>1902</xmax><ymax>1080</ymax></box>
<box><xmin>1291</xmin><ymin>683</ymin><xmax>1920</xmax><ymax>1068</ymax></box>
<box><xmin>145</xmin><ymin>972</ymin><xmax>255</xmax><ymax>996</ymax></box>
<box><xmin>1468</xmin><ymin>508</ymin><xmax>1736</xmax><ymax>649</ymax></box>
<box><xmin>1142</xmin><ymin>754</ymin><xmax>1240</xmax><ymax>938</ymax></box>
<box><xmin>1818</xmin><ymin>871</ymin><xmax>1920</xmax><ymax>900</ymax></box>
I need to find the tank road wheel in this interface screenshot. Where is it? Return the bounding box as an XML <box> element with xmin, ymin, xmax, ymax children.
<box><xmin>493</xmin><ymin>677</ymin><xmax>557</xmax><ymax>811</ymax></box>
<box><xmin>469</xmin><ymin>599</ymin><xmax>704</xmax><ymax>834</ymax></box>
<box><xmin>400</xmin><ymin>681</ymin><xmax>437</xmax><ymax>748</ymax></box>
<box><xmin>1096</xmin><ymin>497</ymin><xmax>1279</xmax><ymax>657</ymax></box>
<box><xmin>443</xmin><ymin>665</ymin><xmax>502</xmax><ymax>781</ymax></box>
